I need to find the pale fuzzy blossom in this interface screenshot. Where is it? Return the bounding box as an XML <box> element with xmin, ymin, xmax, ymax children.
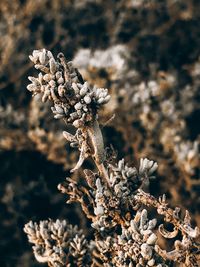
<box><xmin>73</xmin><ymin>45</ymin><xmax>127</xmax><ymax>72</ymax></box>
<box><xmin>27</xmin><ymin>49</ymin><xmax>110</xmax><ymax>128</ymax></box>
<box><xmin>24</xmin><ymin>219</ymin><xmax>90</xmax><ymax>267</ymax></box>
<box><xmin>139</xmin><ymin>158</ymin><xmax>158</xmax><ymax>176</ymax></box>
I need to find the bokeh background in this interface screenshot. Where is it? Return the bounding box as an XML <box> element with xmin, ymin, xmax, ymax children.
<box><xmin>0</xmin><ymin>0</ymin><xmax>200</xmax><ymax>266</ymax></box>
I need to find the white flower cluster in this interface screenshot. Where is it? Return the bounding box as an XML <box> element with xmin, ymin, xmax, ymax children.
<box><xmin>94</xmin><ymin>178</ymin><xmax>105</xmax><ymax>216</ymax></box>
<box><xmin>56</xmin><ymin>154</ymin><xmax>199</xmax><ymax>266</ymax></box>
<box><xmin>109</xmin><ymin>159</ymin><xmax>138</xmax><ymax>199</ymax></box>
<box><xmin>27</xmin><ymin>49</ymin><xmax>110</xmax><ymax>127</ymax></box>
<box><xmin>109</xmin><ymin>158</ymin><xmax>158</xmax><ymax>198</ymax></box>
<box><xmin>174</xmin><ymin>140</ymin><xmax>199</xmax><ymax>175</ymax></box>
<box><xmin>132</xmin><ymin>81</ymin><xmax>160</xmax><ymax>105</ymax></box>
<box><xmin>73</xmin><ymin>45</ymin><xmax>127</xmax><ymax>73</ymax></box>
<box><xmin>126</xmin><ymin>210</ymin><xmax>159</xmax><ymax>266</ymax></box>
<box><xmin>96</xmin><ymin>209</ymin><xmax>166</xmax><ymax>267</ymax></box>
<box><xmin>24</xmin><ymin>219</ymin><xmax>88</xmax><ymax>267</ymax></box>
<box><xmin>91</xmin><ymin>177</ymin><xmax>117</xmax><ymax>231</ymax></box>
<box><xmin>139</xmin><ymin>158</ymin><xmax>158</xmax><ymax>177</ymax></box>
<box><xmin>91</xmin><ymin>158</ymin><xmax>158</xmax><ymax>231</ymax></box>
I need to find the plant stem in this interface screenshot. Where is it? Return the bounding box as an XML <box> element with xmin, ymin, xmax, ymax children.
<box><xmin>87</xmin><ymin>119</ymin><xmax>111</xmax><ymax>186</ymax></box>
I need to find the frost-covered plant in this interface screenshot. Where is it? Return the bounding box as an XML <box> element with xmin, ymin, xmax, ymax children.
<box><xmin>24</xmin><ymin>220</ymin><xmax>90</xmax><ymax>267</ymax></box>
<box><xmin>27</xmin><ymin>49</ymin><xmax>110</xmax><ymax>178</ymax></box>
<box><xmin>24</xmin><ymin>49</ymin><xmax>200</xmax><ymax>267</ymax></box>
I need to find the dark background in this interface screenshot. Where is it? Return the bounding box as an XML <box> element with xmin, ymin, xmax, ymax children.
<box><xmin>0</xmin><ymin>1</ymin><xmax>200</xmax><ymax>266</ymax></box>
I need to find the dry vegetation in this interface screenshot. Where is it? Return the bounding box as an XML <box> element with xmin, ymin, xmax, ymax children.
<box><xmin>0</xmin><ymin>1</ymin><xmax>200</xmax><ymax>266</ymax></box>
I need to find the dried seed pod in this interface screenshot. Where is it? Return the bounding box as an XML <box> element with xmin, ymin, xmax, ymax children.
<box><xmin>80</xmin><ymin>83</ymin><xmax>88</xmax><ymax>96</ymax></box>
<box><xmin>54</xmin><ymin>104</ymin><xmax>64</xmax><ymax>114</ymax></box>
<box><xmin>140</xmin><ymin>243</ymin><xmax>152</xmax><ymax>260</ymax></box>
<box><xmin>63</xmin><ymin>131</ymin><xmax>75</xmax><ymax>142</ymax></box>
<box><xmin>57</xmin><ymin>77</ymin><xmax>64</xmax><ymax>84</ymax></box>
<box><xmin>49</xmin><ymin>80</ymin><xmax>56</xmax><ymax>88</ymax></box>
<box><xmin>84</xmin><ymin>95</ymin><xmax>91</xmax><ymax>104</ymax></box>
<box><xmin>32</xmin><ymin>50</ymin><xmax>40</xmax><ymax>58</ymax></box>
<box><xmin>76</xmin><ymin>110</ymin><xmax>82</xmax><ymax>117</ymax></box>
<box><xmin>104</xmin><ymin>95</ymin><xmax>111</xmax><ymax>103</ymax></box>
<box><xmin>43</xmin><ymin>73</ymin><xmax>53</xmax><ymax>82</ymax></box>
<box><xmin>74</xmin><ymin>102</ymin><xmax>82</xmax><ymax>110</ymax></box>
<box><xmin>56</xmin><ymin>71</ymin><xmax>62</xmax><ymax>79</ymax></box>
<box><xmin>94</xmin><ymin>205</ymin><xmax>104</xmax><ymax>216</ymax></box>
<box><xmin>54</xmin><ymin>114</ymin><xmax>65</xmax><ymax>119</ymax></box>
<box><xmin>58</xmin><ymin>85</ymin><xmax>65</xmax><ymax>97</ymax></box>
<box><xmin>29</xmin><ymin>55</ymin><xmax>37</xmax><ymax>63</ymax></box>
<box><xmin>70</xmin><ymin>112</ymin><xmax>79</xmax><ymax>120</ymax></box>
<box><xmin>39</xmin><ymin>49</ymin><xmax>46</xmax><ymax>65</ymax></box>
<box><xmin>49</xmin><ymin>58</ymin><xmax>57</xmax><ymax>74</ymax></box>
<box><xmin>97</xmin><ymin>97</ymin><xmax>105</xmax><ymax>104</ymax></box>
<box><xmin>72</xmin><ymin>82</ymin><xmax>80</xmax><ymax>94</ymax></box>
<box><xmin>73</xmin><ymin>119</ymin><xmax>84</xmax><ymax>128</ymax></box>
<box><xmin>42</xmin><ymin>90</ymin><xmax>50</xmax><ymax>102</ymax></box>
<box><xmin>146</xmin><ymin>233</ymin><xmax>157</xmax><ymax>245</ymax></box>
<box><xmin>82</xmin><ymin>105</ymin><xmax>88</xmax><ymax>112</ymax></box>
<box><xmin>38</xmin><ymin>72</ymin><xmax>43</xmax><ymax>83</ymax></box>
<box><xmin>147</xmin><ymin>259</ymin><xmax>155</xmax><ymax>266</ymax></box>
<box><xmin>27</xmin><ymin>84</ymin><xmax>36</xmax><ymax>92</ymax></box>
<box><xmin>47</xmin><ymin>50</ymin><xmax>53</xmax><ymax>59</ymax></box>
<box><xmin>147</xmin><ymin>219</ymin><xmax>157</xmax><ymax>230</ymax></box>
<box><xmin>28</xmin><ymin>76</ymin><xmax>40</xmax><ymax>86</ymax></box>
<box><xmin>35</xmin><ymin>64</ymin><xmax>49</xmax><ymax>74</ymax></box>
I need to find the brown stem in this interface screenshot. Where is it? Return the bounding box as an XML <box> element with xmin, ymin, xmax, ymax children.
<box><xmin>87</xmin><ymin>119</ymin><xmax>111</xmax><ymax>186</ymax></box>
<box><xmin>96</xmin><ymin>162</ymin><xmax>110</xmax><ymax>186</ymax></box>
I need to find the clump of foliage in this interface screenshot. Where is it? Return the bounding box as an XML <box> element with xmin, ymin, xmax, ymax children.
<box><xmin>24</xmin><ymin>49</ymin><xmax>200</xmax><ymax>267</ymax></box>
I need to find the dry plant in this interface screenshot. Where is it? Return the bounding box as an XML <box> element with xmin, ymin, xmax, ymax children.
<box><xmin>24</xmin><ymin>49</ymin><xmax>200</xmax><ymax>267</ymax></box>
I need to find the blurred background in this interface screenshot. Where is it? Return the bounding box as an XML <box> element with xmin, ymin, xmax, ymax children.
<box><xmin>0</xmin><ymin>0</ymin><xmax>200</xmax><ymax>266</ymax></box>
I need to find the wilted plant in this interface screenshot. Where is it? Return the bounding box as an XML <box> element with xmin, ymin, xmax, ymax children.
<box><xmin>24</xmin><ymin>49</ymin><xmax>200</xmax><ymax>267</ymax></box>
